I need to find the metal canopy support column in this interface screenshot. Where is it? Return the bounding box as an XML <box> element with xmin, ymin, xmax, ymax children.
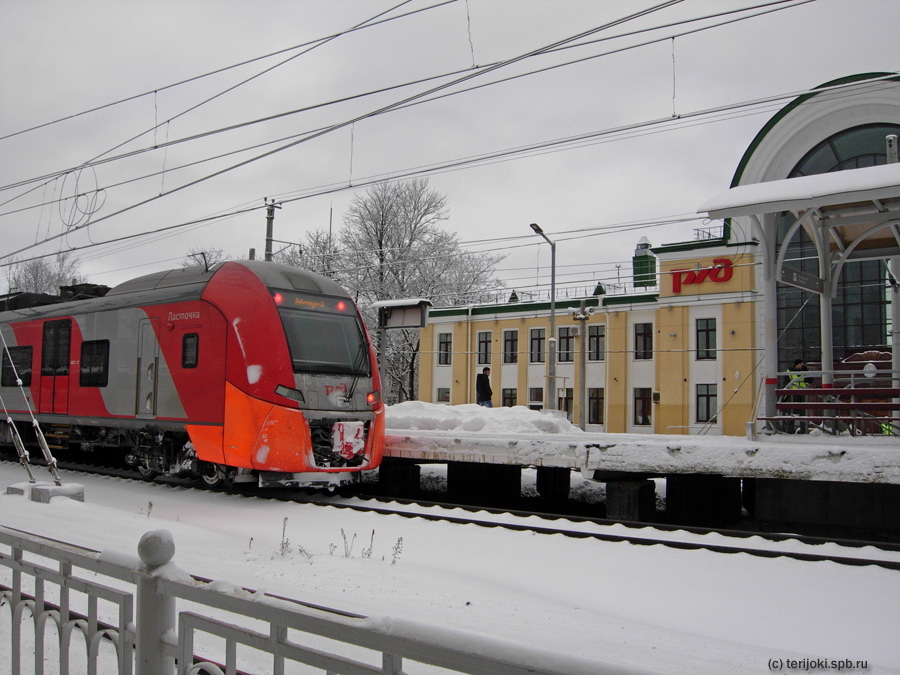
<box><xmin>752</xmin><ymin>213</ymin><xmax>779</xmax><ymax>421</ymax></box>
<box><xmin>812</xmin><ymin>217</ymin><xmax>835</xmax><ymax>390</ymax></box>
<box><xmin>893</xmin><ymin>257</ymin><xmax>900</xmax><ymax>421</ymax></box>
<box><xmin>888</xmin><ymin>135</ymin><xmax>899</xmax><ymax>420</ymax></box>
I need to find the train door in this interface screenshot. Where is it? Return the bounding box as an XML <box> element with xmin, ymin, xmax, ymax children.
<box><xmin>136</xmin><ymin>318</ymin><xmax>160</xmax><ymax>418</ymax></box>
<box><xmin>39</xmin><ymin>319</ymin><xmax>71</xmax><ymax>414</ymax></box>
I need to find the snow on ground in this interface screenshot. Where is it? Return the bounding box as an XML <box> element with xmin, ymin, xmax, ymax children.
<box><xmin>1</xmin><ymin>403</ymin><xmax>899</xmax><ymax>673</ymax></box>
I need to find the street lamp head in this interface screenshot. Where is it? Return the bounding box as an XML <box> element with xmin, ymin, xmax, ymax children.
<box><xmin>529</xmin><ymin>223</ymin><xmax>543</xmax><ymax>235</ymax></box>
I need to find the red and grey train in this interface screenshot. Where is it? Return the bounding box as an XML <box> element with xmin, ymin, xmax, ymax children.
<box><xmin>0</xmin><ymin>261</ymin><xmax>385</xmax><ymax>488</ymax></box>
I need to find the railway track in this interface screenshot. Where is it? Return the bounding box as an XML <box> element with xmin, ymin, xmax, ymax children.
<box><xmin>5</xmin><ymin>455</ymin><xmax>900</xmax><ymax>571</ymax></box>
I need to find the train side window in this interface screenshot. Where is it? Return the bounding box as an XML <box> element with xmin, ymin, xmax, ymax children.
<box><xmin>41</xmin><ymin>319</ymin><xmax>72</xmax><ymax>376</ymax></box>
<box><xmin>79</xmin><ymin>340</ymin><xmax>110</xmax><ymax>387</ymax></box>
<box><xmin>2</xmin><ymin>346</ymin><xmax>33</xmax><ymax>387</ymax></box>
<box><xmin>182</xmin><ymin>333</ymin><xmax>199</xmax><ymax>368</ymax></box>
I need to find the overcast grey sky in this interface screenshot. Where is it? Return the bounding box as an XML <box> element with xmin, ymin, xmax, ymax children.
<box><xmin>1</xmin><ymin>0</ymin><xmax>897</xmax><ymax>298</ymax></box>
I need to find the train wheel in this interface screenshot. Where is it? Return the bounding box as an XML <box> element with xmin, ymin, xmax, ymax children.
<box><xmin>198</xmin><ymin>462</ymin><xmax>229</xmax><ymax>489</ymax></box>
<box><xmin>137</xmin><ymin>464</ymin><xmax>159</xmax><ymax>481</ymax></box>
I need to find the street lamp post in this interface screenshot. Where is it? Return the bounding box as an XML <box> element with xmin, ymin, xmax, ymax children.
<box><xmin>530</xmin><ymin>223</ymin><xmax>556</xmax><ymax>411</ymax></box>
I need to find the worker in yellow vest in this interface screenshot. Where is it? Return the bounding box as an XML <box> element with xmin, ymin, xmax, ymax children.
<box><xmin>786</xmin><ymin>358</ymin><xmax>809</xmax><ymax>433</ymax></box>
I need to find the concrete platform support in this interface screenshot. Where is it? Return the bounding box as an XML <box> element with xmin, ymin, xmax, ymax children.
<box><xmin>605</xmin><ymin>480</ymin><xmax>656</xmax><ymax>522</ymax></box>
<box><xmin>666</xmin><ymin>474</ymin><xmax>742</xmax><ymax>527</ymax></box>
<box><xmin>447</xmin><ymin>462</ymin><xmax>522</xmax><ymax>506</ymax></box>
<box><xmin>755</xmin><ymin>479</ymin><xmax>900</xmax><ymax>533</ymax></box>
<box><xmin>6</xmin><ymin>481</ymin><xmax>85</xmax><ymax>503</ymax></box>
<box><xmin>535</xmin><ymin>467</ymin><xmax>571</xmax><ymax>502</ymax></box>
<box><xmin>378</xmin><ymin>462</ymin><xmax>421</xmax><ymax>497</ymax></box>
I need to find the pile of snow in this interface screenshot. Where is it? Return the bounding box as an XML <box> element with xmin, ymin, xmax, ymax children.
<box><xmin>385</xmin><ymin>401</ymin><xmax>583</xmax><ymax>435</ymax></box>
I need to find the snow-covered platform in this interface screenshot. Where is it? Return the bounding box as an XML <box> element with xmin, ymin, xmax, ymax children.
<box><xmin>384</xmin><ymin>402</ymin><xmax>900</xmax><ymax>485</ymax></box>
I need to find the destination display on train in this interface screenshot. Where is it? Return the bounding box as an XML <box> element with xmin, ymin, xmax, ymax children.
<box><xmin>271</xmin><ymin>290</ymin><xmax>351</xmax><ymax>314</ymax></box>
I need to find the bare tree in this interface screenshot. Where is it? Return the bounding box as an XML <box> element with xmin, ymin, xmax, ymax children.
<box><xmin>3</xmin><ymin>252</ymin><xmax>83</xmax><ymax>295</ymax></box>
<box><xmin>274</xmin><ymin>231</ymin><xmax>335</xmax><ymax>277</ymax></box>
<box><xmin>286</xmin><ymin>179</ymin><xmax>504</xmax><ymax>403</ymax></box>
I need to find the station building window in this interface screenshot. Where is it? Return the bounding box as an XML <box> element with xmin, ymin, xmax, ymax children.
<box><xmin>528</xmin><ymin>387</ymin><xmax>543</xmax><ymax>410</ymax></box>
<box><xmin>559</xmin><ymin>388</ymin><xmax>573</xmax><ymax>421</ymax></box>
<box><xmin>501</xmin><ymin>388</ymin><xmax>517</xmax><ymax>407</ymax></box>
<box><xmin>436</xmin><ymin>387</ymin><xmax>450</xmax><ymax>403</ymax></box>
<box><xmin>588</xmin><ymin>325</ymin><xmax>605</xmax><ymax>361</ymax></box>
<box><xmin>503</xmin><ymin>330</ymin><xmax>518</xmax><ymax>364</ymax></box>
<box><xmin>634</xmin><ymin>323</ymin><xmax>653</xmax><ymax>360</ymax></box>
<box><xmin>477</xmin><ymin>331</ymin><xmax>492</xmax><ymax>365</ymax></box>
<box><xmin>529</xmin><ymin>328</ymin><xmax>545</xmax><ymax>363</ymax></box>
<box><xmin>588</xmin><ymin>387</ymin><xmax>605</xmax><ymax>424</ymax></box>
<box><xmin>438</xmin><ymin>332</ymin><xmax>452</xmax><ymax>365</ymax></box>
<box><xmin>634</xmin><ymin>387</ymin><xmax>652</xmax><ymax>425</ymax></box>
<box><xmin>558</xmin><ymin>327</ymin><xmax>576</xmax><ymax>363</ymax></box>
<box><xmin>697</xmin><ymin>383</ymin><xmax>718</xmax><ymax>423</ymax></box>
<box><xmin>696</xmin><ymin>318</ymin><xmax>716</xmax><ymax>360</ymax></box>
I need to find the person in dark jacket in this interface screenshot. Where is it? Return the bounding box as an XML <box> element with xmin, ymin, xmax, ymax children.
<box><xmin>476</xmin><ymin>367</ymin><xmax>493</xmax><ymax>407</ymax></box>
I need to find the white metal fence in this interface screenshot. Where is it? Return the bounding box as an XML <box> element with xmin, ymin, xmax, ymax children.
<box><xmin>1</xmin><ymin>522</ymin><xmax>639</xmax><ymax>675</ymax></box>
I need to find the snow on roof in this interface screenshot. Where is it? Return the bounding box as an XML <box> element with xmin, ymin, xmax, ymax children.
<box><xmin>369</xmin><ymin>298</ymin><xmax>433</xmax><ymax>309</ymax></box>
<box><xmin>698</xmin><ymin>161</ymin><xmax>900</xmax><ymax>218</ymax></box>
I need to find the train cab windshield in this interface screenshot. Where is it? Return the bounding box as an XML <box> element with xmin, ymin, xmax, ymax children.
<box><xmin>274</xmin><ymin>291</ymin><xmax>370</xmax><ymax>376</ymax></box>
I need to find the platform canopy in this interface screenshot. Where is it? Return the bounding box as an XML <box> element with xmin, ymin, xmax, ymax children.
<box><xmin>698</xmin><ymin>160</ymin><xmax>900</xmax><ymax>407</ymax></box>
<box><xmin>699</xmin><ymin>162</ymin><xmax>900</xmax><ymax>264</ymax></box>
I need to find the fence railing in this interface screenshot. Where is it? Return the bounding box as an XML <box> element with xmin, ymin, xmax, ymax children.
<box><xmin>756</xmin><ymin>368</ymin><xmax>900</xmax><ymax>436</ymax></box>
<box><xmin>2</xmin><ymin>508</ymin><xmax>636</xmax><ymax>675</ymax></box>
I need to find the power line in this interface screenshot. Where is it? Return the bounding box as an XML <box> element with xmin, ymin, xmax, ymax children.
<box><xmin>4</xmin><ymin>1</ymin><xmax>882</xmax><ymax>282</ymax></box>
<box><xmin>0</xmin><ymin>0</ymin><xmax>812</xmax><ymax>200</ymax></box>
<box><xmin>5</xmin><ymin>67</ymin><xmax>890</xmax><ymax>270</ymax></box>
<box><xmin>0</xmin><ymin>0</ymin><xmax>456</xmax><ymax>144</ymax></box>
<box><xmin>0</xmin><ymin>1</ymin><xmax>689</xmax><ymax>262</ymax></box>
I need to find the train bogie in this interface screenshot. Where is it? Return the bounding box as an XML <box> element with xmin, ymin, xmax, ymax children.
<box><xmin>0</xmin><ymin>261</ymin><xmax>385</xmax><ymax>488</ymax></box>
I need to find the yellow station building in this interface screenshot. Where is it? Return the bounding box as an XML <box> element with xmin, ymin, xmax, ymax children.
<box><xmin>418</xmin><ymin>74</ymin><xmax>900</xmax><ymax>435</ymax></box>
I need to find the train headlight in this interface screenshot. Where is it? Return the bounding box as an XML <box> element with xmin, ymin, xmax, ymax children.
<box><xmin>367</xmin><ymin>390</ymin><xmax>380</xmax><ymax>406</ymax></box>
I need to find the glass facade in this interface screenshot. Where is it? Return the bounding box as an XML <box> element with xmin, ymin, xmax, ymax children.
<box><xmin>777</xmin><ymin>123</ymin><xmax>899</xmax><ymax>368</ymax></box>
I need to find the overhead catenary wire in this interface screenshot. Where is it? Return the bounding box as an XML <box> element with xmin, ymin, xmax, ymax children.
<box><xmin>2</xmin><ymin>1</ymin><xmax>878</xmax><ymax>282</ymax></box>
<box><xmin>0</xmin><ymin>0</ymin><xmax>824</xmax><ymax>204</ymax></box>
<box><xmin>0</xmin><ymin>0</ymin><xmax>691</xmax><ymax>262</ymax></box>
<box><xmin>0</xmin><ymin>1</ymin><xmax>852</xmax><ymax>262</ymax></box>
<box><xmin>0</xmin><ymin>0</ymin><xmax>456</xmax><ymax>144</ymax></box>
